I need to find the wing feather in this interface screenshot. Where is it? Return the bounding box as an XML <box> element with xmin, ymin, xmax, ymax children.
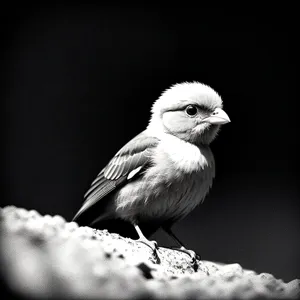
<box><xmin>83</xmin><ymin>171</ymin><xmax>106</xmax><ymax>200</ymax></box>
<box><xmin>73</xmin><ymin>131</ymin><xmax>159</xmax><ymax>225</ymax></box>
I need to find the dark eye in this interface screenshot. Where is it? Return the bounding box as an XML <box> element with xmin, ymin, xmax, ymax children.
<box><xmin>185</xmin><ymin>105</ymin><xmax>198</xmax><ymax>116</ymax></box>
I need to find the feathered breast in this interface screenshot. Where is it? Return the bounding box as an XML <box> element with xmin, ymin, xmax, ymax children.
<box><xmin>114</xmin><ymin>136</ymin><xmax>215</xmax><ymax>223</ymax></box>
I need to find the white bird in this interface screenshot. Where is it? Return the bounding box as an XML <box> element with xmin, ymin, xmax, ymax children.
<box><xmin>73</xmin><ymin>82</ymin><xmax>230</xmax><ymax>265</ymax></box>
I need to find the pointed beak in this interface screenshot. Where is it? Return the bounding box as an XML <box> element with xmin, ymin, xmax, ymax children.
<box><xmin>202</xmin><ymin>107</ymin><xmax>231</xmax><ymax>125</ymax></box>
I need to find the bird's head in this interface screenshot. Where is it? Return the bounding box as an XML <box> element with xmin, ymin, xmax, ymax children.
<box><xmin>147</xmin><ymin>82</ymin><xmax>230</xmax><ymax>145</ymax></box>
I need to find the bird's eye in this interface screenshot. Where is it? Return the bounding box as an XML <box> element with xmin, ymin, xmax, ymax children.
<box><xmin>185</xmin><ymin>105</ymin><xmax>198</xmax><ymax>117</ymax></box>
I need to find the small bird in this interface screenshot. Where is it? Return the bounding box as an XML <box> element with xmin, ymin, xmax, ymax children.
<box><xmin>73</xmin><ymin>82</ymin><xmax>230</xmax><ymax>264</ymax></box>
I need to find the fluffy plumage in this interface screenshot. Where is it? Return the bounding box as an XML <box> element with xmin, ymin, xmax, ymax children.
<box><xmin>73</xmin><ymin>82</ymin><xmax>230</xmax><ymax>240</ymax></box>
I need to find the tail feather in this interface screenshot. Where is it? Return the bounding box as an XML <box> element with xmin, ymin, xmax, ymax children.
<box><xmin>73</xmin><ymin>209</ymin><xmax>160</xmax><ymax>240</ymax></box>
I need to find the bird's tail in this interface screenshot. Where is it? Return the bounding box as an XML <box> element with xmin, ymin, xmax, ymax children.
<box><xmin>73</xmin><ymin>210</ymin><xmax>159</xmax><ymax>240</ymax></box>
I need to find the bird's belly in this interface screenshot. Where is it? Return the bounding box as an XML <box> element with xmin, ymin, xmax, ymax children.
<box><xmin>114</xmin><ymin>164</ymin><xmax>214</xmax><ymax>224</ymax></box>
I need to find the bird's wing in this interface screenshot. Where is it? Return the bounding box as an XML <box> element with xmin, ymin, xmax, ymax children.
<box><xmin>73</xmin><ymin>131</ymin><xmax>159</xmax><ymax>224</ymax></box>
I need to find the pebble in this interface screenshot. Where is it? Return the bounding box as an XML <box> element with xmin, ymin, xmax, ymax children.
<box><xmin>65</xmin><ymin>222</ymin><xmax>79</xmax><ymax>231</ymax></box>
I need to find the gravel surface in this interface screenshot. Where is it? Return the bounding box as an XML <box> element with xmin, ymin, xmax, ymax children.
<box><xmin>1</xmin><ymin>206</ymin><xmax>299</xmax><ymax>299</ymax></box>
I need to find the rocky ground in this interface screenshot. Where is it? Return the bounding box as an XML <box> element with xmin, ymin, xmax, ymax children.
<box><xmin>0</xmin><ymin>206</ymin><xmax>299</xmax><ymax>299</ymax></box>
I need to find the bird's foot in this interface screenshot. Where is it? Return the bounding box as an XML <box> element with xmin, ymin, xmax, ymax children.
<box><xmin>171</xmin><ymin>246</ymin><xmax>201</xmax><ymax>271</ymax></box>
<box><xmin>136</xmin><ymin>238</ymin><xmax>161</xmax><ymax>264</ymax></box>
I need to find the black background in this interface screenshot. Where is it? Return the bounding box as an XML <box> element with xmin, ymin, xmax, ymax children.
<box><xmin>3</xmin><ymin>5</ymin><xmax>299</xmax><ymax>282</ymax></box>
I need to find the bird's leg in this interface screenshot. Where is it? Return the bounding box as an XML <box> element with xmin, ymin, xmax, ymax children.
<box><xmin>163</xmin><ymin>227</ymin><xmax>200</xmax><ymax>268</ymax></box>
<box><xmin>133</xmin><ymin>224</ymin><xmax>160</xmax><ymax>264</ymax></box>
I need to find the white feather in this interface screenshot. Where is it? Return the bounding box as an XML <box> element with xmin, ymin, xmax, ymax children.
<box><xmin>150</xmin><ymin>81</ymin><xmax>223</xmax><ymax>118</ymax></box>
<box><xmin>127</xmin><ymin>166</ymin><xmax>143</xmax><ymax>179</ymax></box>
<box><xmin>157</xmin><ymin>133</ymin><xmax>210</xmax><ymax>173</ymax></box>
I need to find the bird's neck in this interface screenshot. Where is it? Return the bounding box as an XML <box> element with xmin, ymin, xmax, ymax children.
<box><xmin>153</xmin><ymin>133</ymin><xmax>214</xmax><ymax>173</ymax></box>
<box><xmin>146</xmin><ymin>119</ymin><xmax>214</xmax><ymax>171</ymax></box>
<box><xmin>146</xmin><ymin>117</ymin><xmax>212</xmax><ymax>148</ymax></box>
<box><xmin>146</xmin><ymin>116</ymin><xmax>166</xmax><ymax>139</ymax></box>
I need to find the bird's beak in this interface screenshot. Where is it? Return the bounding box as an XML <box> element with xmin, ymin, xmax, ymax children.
<box><xmin>202</xmin><ymin>107</ymin><xmax>231</xmax><ymax>125</ymax></box>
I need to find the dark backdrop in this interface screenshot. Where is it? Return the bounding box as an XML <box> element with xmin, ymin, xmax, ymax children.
<box><xmin>3</xmin><ymin>5</ymin><xmax>299</xmax><ymax>282</ymax></box>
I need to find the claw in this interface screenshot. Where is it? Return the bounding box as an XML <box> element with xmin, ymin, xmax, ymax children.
<box><xmin>162</xmin><ymin>227</ymin><xmax>201</xmax><ymax>270</ymax></box>
<box><xmin>171</xmin><ymin>246</ymin><xmax>200</xmax><ymax>270</ymax></box>
<box><xmin>152</xmin><ymin>248</ymin><xmax>161</xmax><ymax>264</ymax></box>
<box><xmin>137</xmin><ymin>239</ymin><xmax>161</xmax><ymax>264</ymax></box>
<box><xmin>133</xmin><ymin>223</ymin><xmax>161</xmax><ymax>263</ymax></box>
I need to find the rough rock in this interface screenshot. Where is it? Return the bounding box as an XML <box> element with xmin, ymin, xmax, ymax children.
<box><xmin>0</xmin><ymin>206</ymin><xmax>299</xmax><ymax>299</ymax></box>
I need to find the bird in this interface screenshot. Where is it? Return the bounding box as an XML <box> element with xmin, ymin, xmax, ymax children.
<box><xmin>73</xmin><ymin>81</ymin><xmax>230</xmax><ymax>265</ymax></box>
